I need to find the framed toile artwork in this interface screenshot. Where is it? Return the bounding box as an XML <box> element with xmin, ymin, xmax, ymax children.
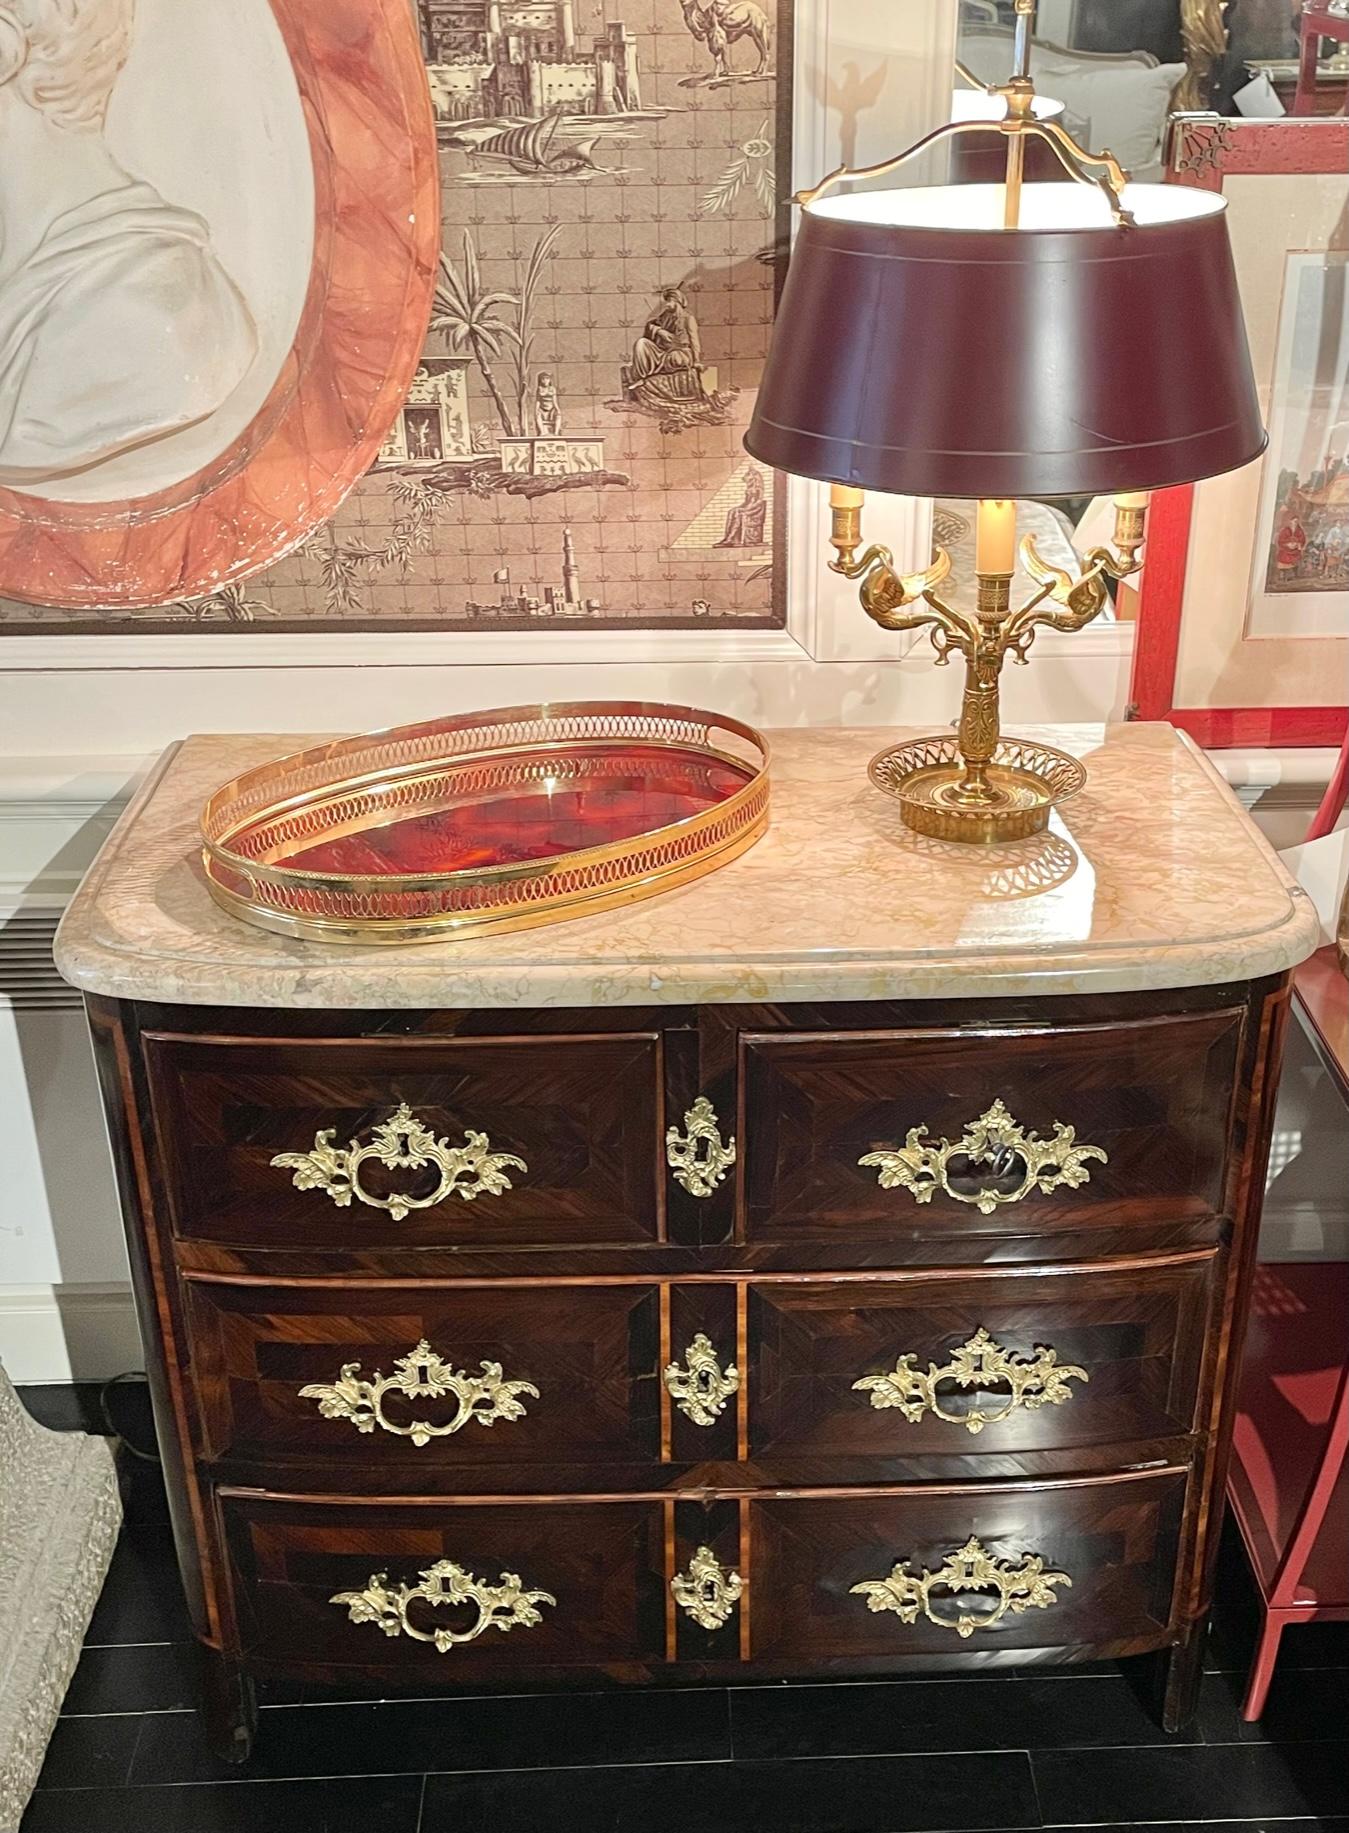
<box><xmin>0</xmin><ymin>0</ymin><xmax>794</xmax><ymax>633</ymax></box>
<box><xmin>0</xmin><ymin>0</ymin><xmax>438</xmax><ymax>613</ymax></box>
<box><xmin>1131</xmin><ymin>115</ymin><xmax>1349</xmax><ymax>748</ymax></box>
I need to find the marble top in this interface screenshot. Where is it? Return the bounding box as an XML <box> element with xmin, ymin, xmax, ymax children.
<box><xmin>54</xmin><ymin>723</ymin><xmax>1320</xmax><ymax>1009</ymax></box>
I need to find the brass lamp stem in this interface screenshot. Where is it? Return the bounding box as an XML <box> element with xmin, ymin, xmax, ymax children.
<box><xmin>1005</xmin><ymin>0</ymin><xmax>1036</xmax><ymax>228</ymax></box>
<box><xmin>954</xmin><ymin>572</ymin><xmax>1013</xmax><ymax>807</ymax></box>
<box><xmin>823</xmin><ymin>486</ymin><xmax>1151</xmax><ymax>841</ymax></box>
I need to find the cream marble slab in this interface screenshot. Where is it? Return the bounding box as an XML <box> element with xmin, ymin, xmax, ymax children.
<box><xmin>54</xmin><ymin>722</ymin><xmax>1320</xmax><ymax>1009</ymax></box>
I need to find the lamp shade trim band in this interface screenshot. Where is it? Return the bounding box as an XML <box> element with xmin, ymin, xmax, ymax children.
<box><xmin>749</xmin><ymin>415</ymin><xmax>1268</xmax><ymax>476</ymax></box>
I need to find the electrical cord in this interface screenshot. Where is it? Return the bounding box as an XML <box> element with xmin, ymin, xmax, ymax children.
<box><xmin>98</xmin><ymin>1369</ymin><xmax>161</xmax><ymax>1462</ymax></box>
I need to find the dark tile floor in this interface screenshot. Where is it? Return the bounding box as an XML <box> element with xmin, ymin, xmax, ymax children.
<box><xmin>15</xmin><ymin>1389</ymin><xmax>1349</xmax><ymax>1833</ymax></box>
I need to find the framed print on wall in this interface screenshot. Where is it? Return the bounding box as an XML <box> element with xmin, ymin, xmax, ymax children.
<box><xmin>0</xmin><ymin>0</ymin><xmax>795</xmax><ymax>635</ymax></box>
<box><xmin>1131</xmin><ymin>115</ymin><xmax>1349</xmax><ymax>748</ymax></box>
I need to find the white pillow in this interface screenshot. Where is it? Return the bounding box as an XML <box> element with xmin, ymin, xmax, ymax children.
<box><xmin>1031</xmin><ymin>57</ymin><xmax>1187</xmax><ymax>172</ymax></box>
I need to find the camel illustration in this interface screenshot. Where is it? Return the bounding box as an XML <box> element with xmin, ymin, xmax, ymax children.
<box><xmin>680</xmin><ymin>0</ymin><xmax>772</xmax><ymax>81</ymax></box>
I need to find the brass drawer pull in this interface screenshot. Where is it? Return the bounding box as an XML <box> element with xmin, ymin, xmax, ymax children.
<box><xmin>858</xmin><ymin>1098</ymin><xmax>1107</xmax><ymax>1214</ymax></box>
<box><xmin>852</xmin><ymin>1535</ymin><xmax>1071</xmax><ymax>1639</ymax></box>
<box><xmin>271</xmin><ymin>1102</ymin><xmax>527</xmax><ymax>1220</ymax></box>
<box><xmin>852</xmin><ymin>1328</ymin><xmax>1088</xmax><ymax>1435</ymax></box>
<box><xmin>672</xmin><ymin>1546</ymin><xmax>743</xmax><ymax>1629</ymax></box>
<box><xmin>666</xmin><ymin>1096</ymin><xmax>736</xmax><ymax>1198</ymax></box>
<box><xmin>331</xmin><ymin>1558</ymin><xmax>555</xmax><ymax>1653</ymax></box>
<box><xmin>300</xmin><ymin>1339</ymin><xmax>538</xmax><ymax>1446</ymax></box>
<box><xmin>663</xmin><ymin>1333</ymin><xmax>740</xmax><ymax>1426</ymax></box>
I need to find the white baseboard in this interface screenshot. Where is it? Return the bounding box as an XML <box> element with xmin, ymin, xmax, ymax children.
<box><xmin>0</xmin><ymin>1284</ymin><xmax>142</xmax><ymax>1384</ymax></box>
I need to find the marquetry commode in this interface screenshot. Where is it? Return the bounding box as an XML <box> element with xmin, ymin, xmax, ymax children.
<box><xmin>55</xmin><ymin>723</ymin><xmax>1320</xmax><ymax>1760</ymax></box>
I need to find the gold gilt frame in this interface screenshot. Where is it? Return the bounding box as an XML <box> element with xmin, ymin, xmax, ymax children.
<box><xmin>1178</xmin><ymin>0</ymin><xmax>1230</xmax><ymax>111</ymax></box>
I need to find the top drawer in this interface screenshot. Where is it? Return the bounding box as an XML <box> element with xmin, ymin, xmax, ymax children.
<box><xmin>144</xmin><ymin>1033</ymin><xmax>663</xmax><ymax>1250</ymax></box>
<box><xmin>740</xmin><ymin>1008</ymin><xmax>1244</xmax><ymax>1242</ymax></box>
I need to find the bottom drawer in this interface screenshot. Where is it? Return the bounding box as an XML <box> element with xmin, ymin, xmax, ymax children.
<box><xmin>220</xmin><ymin>1468</ymin><xmax>1187</xmax><ymax>1681</ymax></box>
<box><xmin>221</xmin><ymin>1494</ymin><xmax>668</xmax><ymax>1676</ymax></box>
<box><xmin>748</xmin><ymin>1470</ymin><xmax>1187</xmax><ymax>1663</ymax></box>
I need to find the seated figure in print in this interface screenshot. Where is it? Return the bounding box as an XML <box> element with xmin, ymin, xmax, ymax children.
<box><xmin>717</xmin><ymin>467</ymin><xmax>767</xmax><ymax>547</ymax></box>
<box><xmin>0</xmin><ymin>0</ymin><xmax>258</xmax><ymax>489</ymax></box>
<box><xmin>623</xmin><ymin>286</ymin><xmax>708</xmax><ymax>408</ymax></box>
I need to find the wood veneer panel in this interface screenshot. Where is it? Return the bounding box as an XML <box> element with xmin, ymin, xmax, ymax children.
<box><xmin>221</xmin><ymin>1494</ymin><xmax>668</xmax><ymax>1677</ymax></box>
<box><xmin>739</xmin><ymin>1010</ymin><xmax>1244</xmax><ymax>1242</ymax></box>
<box><xmin>748</xmin><ymin>1253</ymin><xmax>1218</xmax><ymax>1464</ymax></box>
<box><xmin>185</xmin><ymin>1278</ymin><xmax>661</xmax><ymax>1474</ymax></box>
<box><xmin>143</xmin><ymin>1032</ymin><xmax>664</xmax><ymax>1250</ymax></box>
<box><xmin>748</xmin><ymin>1470</ymin><xmax>1188</xmax><ymax>1662</ymax></box>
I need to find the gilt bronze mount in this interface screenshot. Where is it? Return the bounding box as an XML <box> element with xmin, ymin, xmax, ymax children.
<box><xmin>830</xmin><ymin>486</ymin><xmax>1146</xmax><ymax>843</ymax></box>
<box><xmin>851</xmin><ymin>1535</ymin><xmax>1072</xmax><ymax>1639</ymax></box>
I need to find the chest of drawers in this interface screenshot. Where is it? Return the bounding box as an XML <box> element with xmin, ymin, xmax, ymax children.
<box><xmin>58</xmin><ymin>725</ymin><xmax>1319</xmax><ymax>1761</ymax></box>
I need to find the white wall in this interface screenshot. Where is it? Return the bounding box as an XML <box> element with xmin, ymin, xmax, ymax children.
<box><xmin>0</xmin><ymin>762</ymin><xmax>143</xmax><ymax>1379</ymax></box>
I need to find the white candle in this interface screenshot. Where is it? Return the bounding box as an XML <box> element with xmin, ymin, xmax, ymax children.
<box><xmin>830</xmin><ymin>483</ymin><xmax>864</xmax><ymax>510</ymax></box>
<box><xmin>975</xmin><ymin>498</ymin><xmax>1017</xmax><ymax>574</ymax></box>
<box><xmin>1115</xmin><ymin>491</ymin><xmax>1149</xmax><ymax>510</ymax></box>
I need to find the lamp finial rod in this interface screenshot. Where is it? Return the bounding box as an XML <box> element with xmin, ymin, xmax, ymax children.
<box><xmin>1003</xmin><ymin>1</ymin><xmax>1037</xmax><ymax>227</ymax></box>
<box><xmin>1013</xmin><ymin>0</ymin><xmax>1035</xmax><ymax>79</ymax></box>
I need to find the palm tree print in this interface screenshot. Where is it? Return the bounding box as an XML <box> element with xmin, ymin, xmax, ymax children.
<box><xmin>510</xmin><ymin>223</ymin><xmax>562</xmax><ymax>436</ymax></box>
<box><xmin>432</xmin><ymin>232</ymin><xmax>518</xmax><ymax>435</ymax></box>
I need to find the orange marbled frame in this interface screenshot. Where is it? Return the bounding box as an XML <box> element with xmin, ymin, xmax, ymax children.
<box><xmin>0</xmin><ymin>0</ymin><xmax>439</xmax><ymax>611</ymax></box>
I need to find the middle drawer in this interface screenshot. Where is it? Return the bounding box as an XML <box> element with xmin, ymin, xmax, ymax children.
<box><xmin>184</xmin><ymin>1279</ymin><xmax>664</xmax><ymax>1476</ymax></box>
<box><xmin>184</xmin><ymin>1250</ymin><xmax>1216</xmax><ymax>1482</ymax></box>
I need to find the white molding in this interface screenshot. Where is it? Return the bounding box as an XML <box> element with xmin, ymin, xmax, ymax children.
<box><xmin>1214</xmin><ymin>747</ymin><xmax>1342</xmax><ymax>791</ymax></box>
<box><xmin>1259</xmin><ymin>1208</ymin><xmax>1349</xmax><ymax>1262</ymax></box>
<box><xmin>0</xmin><ymin>757</ymin><xmax>141</xmax><ymax>911</ymax></box>
<box><xmin>784</xmin><ymin>0</ymin><xmax>948</xmax><ymax>662</ymax></box>
<box><xmin>0</xmin><ymin>756</ymin><xmax>145</xmax><ymax>816</ymax></box>
<box><xmin>0</xmin><ymin>1285</ymin><xmax>141</xmax><ymax>1384</ymax></box>
<box><xmin>0</xmin><ymin>624</ymin><xmax>817</xmax><ymax>672</ymax></box>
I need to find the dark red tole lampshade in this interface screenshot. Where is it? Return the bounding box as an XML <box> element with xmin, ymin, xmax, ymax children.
<box><xmin>745</xmin><ymin>184</ymin><xmax>1265</xmax><ymax>500</ymax></box>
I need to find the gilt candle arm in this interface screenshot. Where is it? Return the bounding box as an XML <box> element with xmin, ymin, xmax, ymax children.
<box><xmin>858</xmin><ymin>560</ymin><xmax>971</xmax><ymax>645</ymax></box>
<box><xmin>827</xmin><ymin>493</ymin><xmax>969</xmax><ymax>643</ymax></box>
<box><xmin>1009</xmin><ymin>502</ymin><xmax>1148</xmax><ymax>646</ymax></box>
<box><xmin>1009</xmin><ymin>540</ymin><xmax>1113</xmax><ymax>643</ymax></box>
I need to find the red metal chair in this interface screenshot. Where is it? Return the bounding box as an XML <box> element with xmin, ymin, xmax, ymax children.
<box><xmin>1293</xmin><ymin>4</ymin><xmax>1349</xmax><ymax>115</ymax></box>
<box><xmin>1228</xmin><ymin>733</ymin><xmax>1349</xmax><ymax>1719</ymax></box>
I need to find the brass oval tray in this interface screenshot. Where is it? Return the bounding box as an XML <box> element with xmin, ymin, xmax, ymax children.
<box><xmin>201</xmin><ymin>702</ymin><xmax>771</xmax><ymax>944</ymax></box>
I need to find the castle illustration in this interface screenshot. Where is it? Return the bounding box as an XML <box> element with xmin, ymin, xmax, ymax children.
<box><xmin>465</xmin><ymin>528</ymin><xmax>602</xmax><ymax>617</ymax></box>
<box><xmin>419</xmin><ymin>1</ymin><xmax>642</xmax><ymax>121</ymax></box>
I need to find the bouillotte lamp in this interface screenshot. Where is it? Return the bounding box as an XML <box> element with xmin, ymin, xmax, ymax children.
<box><xmin>745</xmin><ymin>0</ymin><xmax>1265</xmax><ymax>843</ymax></box>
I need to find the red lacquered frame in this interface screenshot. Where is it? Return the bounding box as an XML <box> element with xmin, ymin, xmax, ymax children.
<box><xmin>0</xmin><ymin>0</ymin><xmax>439</xmax><ymax>610</ymax></box>
<box><xmin>1130</xmin><ymin>116</ymin><xmax>1349</xmax><ymax>749</ymax></box>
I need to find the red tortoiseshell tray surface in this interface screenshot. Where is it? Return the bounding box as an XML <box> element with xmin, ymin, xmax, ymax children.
<box><xmin>200</xmin><ymin>702</ymin><xmax>771</xmax><ymax>943</ymax></box>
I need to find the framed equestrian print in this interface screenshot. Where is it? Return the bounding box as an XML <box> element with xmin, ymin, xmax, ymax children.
<box><xmin>0</xmin><ymin>0</ymin><xmax>438</xmax><ymax>613</ymax></box>
<box><xmin>1132</xmin><ymin>115</ymin><xmax>1349</xmax><ymax>747</ymax></box>
<box><xmin>0</xmin><ymin>0</ymin><xmax>794</xmax><ymax>633</ymax></box>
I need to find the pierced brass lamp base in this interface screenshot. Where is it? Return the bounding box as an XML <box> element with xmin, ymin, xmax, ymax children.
<box><xmin>869</xmin><ymin>735</ymin><xmax>1087</xmax><ymax>845</ymax></box>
